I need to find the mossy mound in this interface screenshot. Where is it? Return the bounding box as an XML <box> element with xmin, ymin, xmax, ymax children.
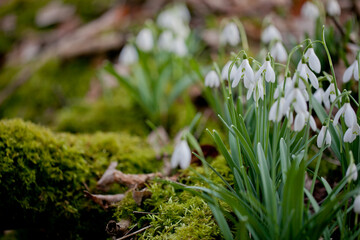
<box><xmin>0</xmin><ymin>119</ymin><xmax>160</xmax><ymax>239</ymax></box>
<box><xmin>112</xmin><ymin>156</ymin><xmax>230</xmax><ymax>239</ymax></box>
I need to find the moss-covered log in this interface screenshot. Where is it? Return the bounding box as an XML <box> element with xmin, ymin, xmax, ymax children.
<box><xmin>0</xmin><ymin>119</ymin><xmax>160</xmax><ymax>239</ymax></box>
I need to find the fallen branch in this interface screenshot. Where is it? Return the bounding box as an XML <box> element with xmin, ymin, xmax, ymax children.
<box><xmin>84</xmin><ymin>190</ymin><xmax>125</xmax><ymax>209</ymax></box>
<box><xmin>97</xmin><ymin>162</ymin><xmax>161</xmax><ymax>190</ymax></box>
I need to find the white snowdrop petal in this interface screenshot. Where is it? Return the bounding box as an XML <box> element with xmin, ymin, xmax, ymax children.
<box><xmin>354</xmin><ymin>195</ymin><xmax>360</xmax><ymax>214</ymax></box>
<box><xmin>119</xmin><ymin>44</ymin><xmax>138</xmax><ymax>65</ymax></box>
<box><xmin>294</xmin><ymin>113</ymin><xmax>306</xmax><ymax>131</ymax></box>
<box><xmin>325</xmin><ymin>130</ymin><xmax>331</xmax><ymax>146</ymax></box>
<box><xmin>317</xmin><ymin>126</ymin><xmax>326</xmax><ymax>148</ymax></box>
<box><xmin>343</xmin><ymin>63</ymin><xmax>355</xmax><ymax>83</ymax></box>
<box><xmin>346</xmin><ymin>163</ymin><xmax>358</xmax><ymax>181</ymax></box>
<box><xmin>306</xmin><ymin>67</ymin><xmax>319</xmax><ymax>89</ymax></box>
<box><xmin>326</xmin><ymin>0</ymin><xmax>341</xmax><ymax>17</ymax></box>
<box><xmin>333</xmin><ymin>105</ymin><xmax>344</xmax><ymax>126</ymax></box>
<box><xmin>309</xmin><ymin>115</ymin><xmax>317</xmax><ymax>131</ymax></box>
<box><xmin>344</xmin><ymin>104</ymin><xmax>357</xmax><ymax>128</ymax></box>
<box><xmin>354</xmin><ymin>62</ymin><xmax>359</xmax><ymax>81</ymax></box>
<box><xmin>136</xmin><ymin>28</ymin><xmax>154</xmax><ymax>52</ymax></box>
<box><xmin>205</xmin><ymin>70</ymin><xmax>220</xmax><ymax>88</ymax></box>
<box><xmin>265</xmin><ymin>62</ymin><xmax>276</xmax><ymax>83</ymax></box>
<box><xmin>307</xmin><ymin>48</ymin><xmax>321</xmax><ymax>73</ymax></box>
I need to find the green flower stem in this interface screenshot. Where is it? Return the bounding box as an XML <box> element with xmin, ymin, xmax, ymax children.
<box><xmin>233</xmin><ymin>19</ymin><xmax>249</xmax><ymax>51</ymax></box>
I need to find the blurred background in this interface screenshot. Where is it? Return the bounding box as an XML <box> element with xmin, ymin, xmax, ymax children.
<box><xmin>0</xmin><ymin>0</ymin><xmax>358</xmax><ymax>135</ymax></box>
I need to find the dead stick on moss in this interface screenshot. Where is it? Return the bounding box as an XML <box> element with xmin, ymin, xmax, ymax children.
<box><xmin>133</xmin><ymin>211</ymin><xmax>159</xmax><ymax>215</ymax></box>
<box><xmin>116</xmin><ymin>225</ymin><xmax>152</xmax><ymax>240</ymax></box>
<box><xmin>97</xmin><ymin>162</ymin><xmax>162</xmax><ymax>190</ymax></box>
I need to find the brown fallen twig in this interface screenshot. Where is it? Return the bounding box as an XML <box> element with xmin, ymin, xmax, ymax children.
<box><xmin>84</xmin><ymin>190</ymin><xmax>125</xmax><ymax>209</ymax></box>
<box><xmin>97</xmin><ymin>162</ymin><xmax>162</xmax><ymax>190</ymax></box>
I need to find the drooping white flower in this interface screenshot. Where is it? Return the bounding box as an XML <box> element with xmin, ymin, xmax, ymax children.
<box><xmin>317</xmin><ymin>126</ymin><xmax>331</xmax><ymax>148</ymax></box>
<box><xmin>220</xmin><ymin>22</ymin><xmax>241</xmax><ymax>46</ymax></box>
<box><xmin>171</xmin><ymin>140</ymin><xmax>191</xmax><ymax>169</ymax></box>
<box><xmin>270</xmin><ymin>42</ymin><xmax>288</xmax><ymax>62</ymax></box>
<box><xmin>343</xmin><ymin>60</ymin><xmax>359</xmax><ymax>83</ymax></box>
<box><xmin>301</xmin><ymin>2</ymin><xmax>320</xmax><ymax>21</ymax></box>
<box><xmin>221</xmin><ymin>61</ymin><xmax>237</xmax><ymax>82</ymax></box>
<box><xmin>247</xmin><ymin>77</ymin><xmax>264</xmax><ymax>102</ymax></box>
<box><xmin>354</xmin><ymin>195</ymin><xmax>360</xmax><ymax>214</ymax></box>
<box><xmin>118</xmin><ymin>44</ymin><xmax>138</xmax><ymax>65</ymax></box>
<box><xmin>274</xmin><ymin>76</ymin><xmax>294</xmax><ymax>99</ymax></box>
<box><xmin>255</xmin><ymin>59</ymin><xmax>275</xmax><ymax>83</ymax></box>
<box><xmin>305</xmin><ymin>47</ymin><xmax>321</xmax><ymax>73</ymax></box>
<box><xmin>333</xmin><ymin>103</ymin><xmax>357</xmax><ymax>127</ymax></box>
<box><xmin>136</xmin><ymin>28</ymin><xmax>154</xmax><ymax>52</ymax></box>
<box><xmin>205</xmin><ymin>70</ymin><xmax>220</xmax><ymax>88</ymax></box>
<box><xmin>323</xmin><ymin>83</ymin><xmax>340</xmax><ymax>109</ymax></box>
<box><xmin>261</xmin><ymin>25</ymin><xmax>282</xmax><ymax>44</ymax></box>
<box><xmin>294</xmin><ymin>111</ymin><xmax>316</xmax><ymax>131</ymax></box>
<box><xmin>158</xmin><ymin>30</ymin><xmax>174</xmax><ymax>51</ymax></box>
<box><xmin>285</xmin><ymin>87</ymin><xmax>308</xmax><ymax>114</ymax></box>
<box><xmin>172</xmin><ymin>37</ymin><xmax>188</xmax><ymax>56</ymax></box>
<box><xmin>233</xmin><ymin>59</ymin><xmax>254</xmax><ymax>88</ymax></box>
<box><xmin>344</xmin><ymin>123</ymin><xmax>360</xmax><ymax>143</ymax></box>
<box><xmin>269</xmin><ymin>98</ymin><xmax>288</xmax><ymax>122</ymax></box>
<box><xmin>326</xmin><ymin>0</ymin><xmax>341</xmax><ymax>17</ymax></box>
<box><xmin>346</xmin><ymin>162</ymin><xmax>358</xmax><ymax>181</ymax></box>
<box><xmin>297</xmin><ymin>61</ymin><xmax>319</xmax><ymax>89</ymax></box>
<box><xmin>313</xmin><ymin>87</ymin><xmax>325</xmax><ymax>105</ymax></box>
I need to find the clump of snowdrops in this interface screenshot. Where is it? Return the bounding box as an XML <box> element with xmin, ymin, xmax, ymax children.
<box><xmin>105</xmin><ymin>3</ymin><xmax>201</xmax><ymax>126</ymax></box>
<box><xmin>184</xmin><ymin>22</ymin><xmax>360</xmax><ymax>239</ymax></box>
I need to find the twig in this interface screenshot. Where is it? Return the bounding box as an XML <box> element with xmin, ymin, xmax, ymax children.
<box><xmin>116</xmin><ymin>225</ymin><xmax>152</xmax><ymax>240</ymax></box>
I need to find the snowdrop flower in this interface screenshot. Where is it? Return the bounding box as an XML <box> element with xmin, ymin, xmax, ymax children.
<box><xmin>305</xmin><ymin>47</ymin><xmax>321</xmax><ymax>73</ymax></box>
<box><xmin>354</xmin><ymin>195</ymin><xmax>360</xmax><ymax>214</ymax></box>
<box><xmin>297</xmin><ymin>59</ymin><xmax>319</xmax><ymax>89</ymax></box>
<box><xmin>118</xmin><ymin>44</ymin><xmax>138</xmax><ymax>65</ymax></box>
<box><xmin>285</xmin><ymin>87</ymin><xmax>308</xmax><ymax>114</ymax></box>
<box><xmin>261</xmin><ymin>25</ymin><xmax>282</xmax><ymax>44</ymax></box>
<box><xmin>270</xmin><ymin>42</ymin><xmax>287</xmax><ymax>62</ymax></box>
<box><xmin>172</xmin><ymin>37</ymin><xmax>188</xmax><ymax>57</ymax></box>
<box><xmin>317</xmin><ymin>126</ymin><xmax>331</xmax><ymax>148</ymax></box>
<box><xmin>205</xmin><ymin>70</ymin><xmax>220</xmax><ymax>88</ymax></box>
<box><xmin>346</xmin><ymin>162</ymin><xmax>358</xmax><ymax>181</ymax></box>
<box><xmin>301</xmin><ymin>2</ymin><xmax>320</xmax><ymax>21</ymax></box>
<box><xmin>136</xmin><ymin>28</ymin><xmax>154</xmax><ymax>52</ymax></box>
<box><xmin>158</xmin><ymin>31</ymin><xmax>174</xmax><ymax>51</ymax></box>
<box><xmin>233</xmin><ymin>58</ymin><xmax>254</xmax><ymax>88</ymax></box>
<box><xmin>220</xmin><ymin>22</ymin><xmax>241</xmax><ymax>46</ymax></box>
<box><xmin>171</xmin><ymin>140</ymin><xmax>191</xmax><ymax>169</ymax></box>
<box><xmin>333</xmin><ymin>102</ymin><xmax>357</xmax><ymax>127</ymax></box>
<box><xmin>326</xmin><ymin>0</ymin><xmax>341</xmax><ymax>17</ymax></box>
<box><xmin>323</xmin><ymin>83</ymin><xmax>340</xmax><ymax>109</ymax></box>
<box><xmin>344</xmin><ymin>123</ymin><xmax>360</xmax><ymax>143</ymax></box>
<box><xmin>269</xmin><ymin>98</ymin><xmax>288</xmax><ymax>122</ymax></box>
<box><xmin>343</xmin><ymin>60</ymin><xmax>359</xmax><ymax>83</ymax></box>
<box><xmin>255</xmin><ymin>59</ymin><xmax>275</xmax><ymax>83</ymax></box>
<box><xmin>313</xmin><ymin>87</ymin><xmax>325</xmax><ymax>105</ymax></box>
<box><xmin>274</xmin><ymin>76</ymin><xmax>294</xmax><ymax>99</ymax></box>
<box><xmin>221</xmin><ymin>61</ymin><xmax>237</xmax><ymax>82</ymax></box>
<box><xmin>294</xmin><ymin>111</ymin><xmax>316</xmax><ymax>131</ymax></box>
<box><xmin>247</xmin><ymin>77</ymin><xmax>264</xmax><ymax>102</ymax></box>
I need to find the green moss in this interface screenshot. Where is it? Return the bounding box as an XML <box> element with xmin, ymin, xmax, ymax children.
<box><xmin>0</xmin><ymin>119</ymin><xmax>159</xmax><ymax>239</ymax></box>
<box><xmin>112</xmin><ymin>156</ymin><xmax>230</xmax><ymax>239</ymax></box>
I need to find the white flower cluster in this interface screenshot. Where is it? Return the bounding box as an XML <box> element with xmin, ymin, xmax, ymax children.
<box><xmin>156</xmin><ymin>3</ymin><xmax>191</xmax><ymax>56</ymax></box>
<box><xmin>119</xmin><ymin>4</ymin><xmax>191</xmax><ymax>65</ymax></box>
<box><xmin>262</xmin><ymin>25</ymin><xmax>287</xmax><ymax>63</ymax></box>
<box><xmin>220</xmin><ymin>22</ymin><xmax>241</xmax><ymax>47</ymax></box>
